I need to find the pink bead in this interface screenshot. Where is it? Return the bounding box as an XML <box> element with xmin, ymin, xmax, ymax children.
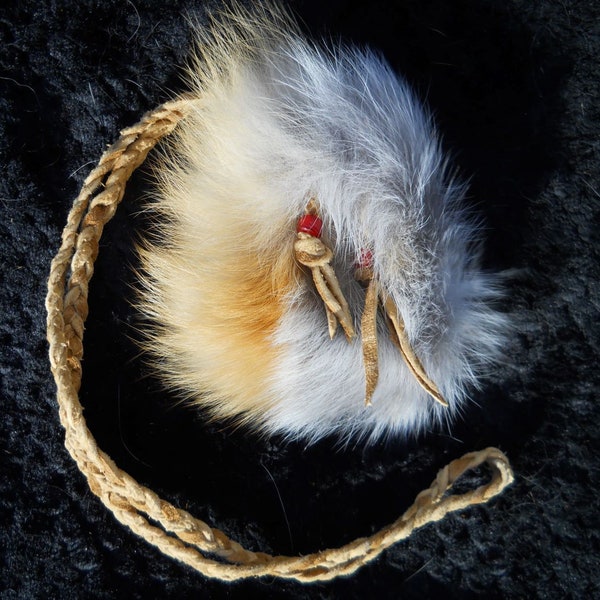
<box><xmin>297</xmin><ymin>214</ymin><xmax>323</xmax><ymax>237</ymax></box>
<box><xmin>356</xmin><ymin>248</ymin><xmax>374</xmax><ymax>269</ymax></box>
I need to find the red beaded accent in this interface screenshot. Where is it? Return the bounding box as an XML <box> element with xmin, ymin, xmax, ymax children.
<box><xmin>356</xmin><ymin>248</ymin><xmax>374</xmax><ymax>269</ymax></box>
<box><xmin>297</xmin><ymin>214</ymin><xmax>323</xmax><ymax>237</ymax></box>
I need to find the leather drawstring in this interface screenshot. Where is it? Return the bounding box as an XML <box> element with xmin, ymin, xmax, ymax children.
<box><xmin>296</xmin><ymin>202</ymin><xmax>447</xmax><ymax>408</ymax></box>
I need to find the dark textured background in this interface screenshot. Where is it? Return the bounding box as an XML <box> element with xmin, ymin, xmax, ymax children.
<box><xmin>2</xmin><ymin>0</ymin><xmax>599</xmax><ymax>598</ymax></box>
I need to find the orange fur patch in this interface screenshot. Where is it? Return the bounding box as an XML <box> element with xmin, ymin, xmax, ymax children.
<box><xmin>189</xmin><ymin>232</ymin><xmax>298</xmax><ymax>418</ymax></box>
<box><xmin>138</xmin><ymin>205</ymin><xmax>300</xmax><ymax>426</ymax></box>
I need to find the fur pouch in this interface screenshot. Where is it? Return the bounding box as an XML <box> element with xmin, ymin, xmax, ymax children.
<box><xmin>137</xmin><ymin>4</ymin><xmax>507</xmax><ymax>443</ymax></box>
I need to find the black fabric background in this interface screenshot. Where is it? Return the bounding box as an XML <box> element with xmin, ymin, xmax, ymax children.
<box><xmin>2</xmin><ymin>0</ymin><xmax>599</xmax><ymax>598</ymax></box>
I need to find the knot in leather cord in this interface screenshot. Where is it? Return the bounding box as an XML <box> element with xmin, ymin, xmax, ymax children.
<box><xmin>294</xmin><ymin>234</ymin><xmax>334</xmax><ymax>268</ymax></box>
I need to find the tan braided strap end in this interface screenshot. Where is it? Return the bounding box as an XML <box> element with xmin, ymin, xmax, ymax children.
<box><xmin>45</xmin><ymin>98</ymin><xmax>514</xmax><ymax>582</ymax></box>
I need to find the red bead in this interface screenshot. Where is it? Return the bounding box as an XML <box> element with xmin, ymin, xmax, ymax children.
<box><xmin>297</xmin><ymin>214</ymin><xmax>323</xmax><ymax>237</ymax></box>
<box><xmin>356</xmin><ymin>248</ymin><xmax>374</xmax><ymax>269</ymax></box>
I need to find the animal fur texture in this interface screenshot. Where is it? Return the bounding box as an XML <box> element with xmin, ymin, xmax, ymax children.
<box><xmin>137</xmin><ymin>4</ymin><xmax>507</xmax><ymax>443</ymax></box>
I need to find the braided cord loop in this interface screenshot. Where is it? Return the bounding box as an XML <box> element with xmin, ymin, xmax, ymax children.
<box><xmin>45</xmin><ymin>98</ymin><xmax>514</xmax><ymax>582</ymax></box>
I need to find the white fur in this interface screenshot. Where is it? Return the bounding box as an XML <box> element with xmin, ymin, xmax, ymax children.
<box><xmin>138</xmin><ymin>5</ymin><xmax>507</xmax><ymax>443</ymax></box>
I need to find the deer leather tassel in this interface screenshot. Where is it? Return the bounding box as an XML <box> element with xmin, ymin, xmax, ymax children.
<box><xmin>294</xmin><ymin>234</ymin><xmax>355</xmax><ymax>341</ymax></box>
<box><xmin>360</xmin><ymin>275</ymin><xmax>380</xmax><ymax>406</ymax></box>
<box><xmin>381</xmin><ymin>294</ymin><xmax>448</xmax><ymax>407</ymax></box>
<box><xmin>356</xmin><ymin>267</ymin><xmax>448</xmax><ymax>408</ymax></box>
